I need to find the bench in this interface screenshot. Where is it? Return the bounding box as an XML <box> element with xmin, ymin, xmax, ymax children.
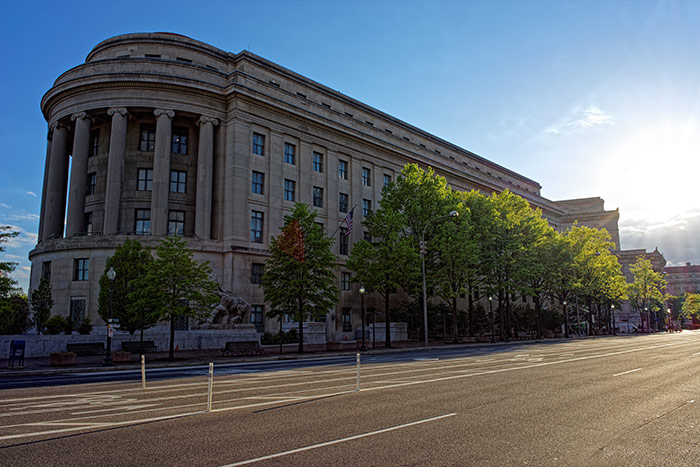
<box><xmin>122</xmin><ymin>340</ymin><xmax>158</xmax><ymax>354</ymax></box>
<box><xmin>222</xmin><ymin>341</ymin><xmax>263</xmax><ymax>357</ymax></box>
<box><xmin>67</xmin><ymin>342</ymin><xmax>105</xmax><ymax>356</ymax></box>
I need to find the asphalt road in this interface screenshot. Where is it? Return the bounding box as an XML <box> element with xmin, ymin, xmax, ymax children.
<box><xmin>1</xmin><ymin>332</ymin><xmax>699</xmax><ymax>466</ymax></box>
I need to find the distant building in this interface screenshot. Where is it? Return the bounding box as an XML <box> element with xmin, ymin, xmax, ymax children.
<box><xmin>29</xmin><ymin>32</ymin><xmax>626</xmax><ymax>340</ymax></box>
<box><xmin>664</xmin><ymin>262</ymin><xmax>700</xmax><ymax>296</ymax></box>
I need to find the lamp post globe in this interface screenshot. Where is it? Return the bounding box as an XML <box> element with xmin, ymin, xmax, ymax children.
<box><xmin>103</xmin><ymin>266</ymin><xmax>116</xmax><ymax>366</ymax></box>
<box><xmin>421</xmin><ymin>211</ymin><xmax>459</xmax><ymax>346</ymax></box>
<box><xmin>359</xmin><ymin>286</ymin><xmax>367</xmax><ymax>351</ymax></box>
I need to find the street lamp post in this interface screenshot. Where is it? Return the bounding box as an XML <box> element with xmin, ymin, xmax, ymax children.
<box><xmin>489</xmin><ymin>296</ymin><xmax>495</xmax><ymax>343</ymax></box>
<box><xmin>667</xmin><ymin>308</ymin><xmax>672</xmax><ymax>332</ymax></box>
<box><xmin>611</xmin><ymin>304</ymin><xmax>616</xmax><ymax>335</ymax></box>
<box><xmin>644</xmin><ymin>306</ymin><xmax>649</xmax><ymax>333</ymax></box>
<box><xmin>103</xmin><ymin>266</ymin><xmax>116</xmax><ymax>366</ymax></box>
<box><xmin>563</xmin><ymin>300</ymin><xmax>568</xmax><ymax>338</ymax></box>
<box><xmin>359</xmin><ymin>286</ymin><xmax>367</xmax><ymax>351</ymax></box>
<box><xmin>421</xmin><ymin>211</ymin><xmax>459</xmax><ymax>346</ymax></box>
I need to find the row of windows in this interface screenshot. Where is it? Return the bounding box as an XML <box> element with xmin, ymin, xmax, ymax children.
<box><xmin>252</xmin><ymin>133</ymin><xmax>391</xmax><ymax>187</ymax></box>
<box><xmin>86</xmin><ymin>169</ymin><xmax>188</xmax><ymax>196</ymax></box>
<box><xmin>139</xmin><ymin>125</ymin><xmax>189</xmax><ymax>154</ymax></box>
<box><xmin>135</xmin><ymin>209</ymin><xmax>185</xmax><ymax>236</ymax></box>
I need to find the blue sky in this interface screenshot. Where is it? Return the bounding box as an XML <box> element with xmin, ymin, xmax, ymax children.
<box><xmin>2</xmin><ymin>0</ymin><xmax>699</xmax><ymax>293</ymax></box>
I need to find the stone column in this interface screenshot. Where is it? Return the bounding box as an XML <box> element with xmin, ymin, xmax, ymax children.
<box><xmin>151</xmin><ymin>109</ymin><xmax>174</xmax><ymax>236</ymax></box>
<box><xmin>65</xmin><ymin>112</ymin><xmax>91</xmax><ymax>237</ymax></box>
<box><xmin>195</xmin><ymin>116</ymin><xmax>218</xmax><ymax>239</ymax></box>
<box><xmin>42</xmin><ymin>123</ymin><xmax>69</xmax><ymax>241</ymax></box>
<box><xmin>38</xmin><ymin>129</ymin><xmax>53</xmax><ymax>242</ymax></box>
<box><xmin>103</xmin><ymin>107</ymin><xmax>128</xmax><ymax>235</ymax></box>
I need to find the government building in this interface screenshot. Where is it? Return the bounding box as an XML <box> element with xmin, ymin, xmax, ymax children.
<box><xmin>29</xmin><ymin>32</ymin><xmax>623</xmax><ymax>341</ymax></box>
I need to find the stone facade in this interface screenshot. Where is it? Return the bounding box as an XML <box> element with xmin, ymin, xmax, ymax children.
<box><xmin>29</xmin><ymin>32</ymin><xmax>621</xmax><ymax>340</ymax></box>
<box><xmin>664</xmin><ymin>262</ymin><xmax>700</xmax><ymax>296</ymax></box>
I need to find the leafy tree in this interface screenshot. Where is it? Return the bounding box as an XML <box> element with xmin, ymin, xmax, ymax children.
<box><xmin>545</xmin><ymin>232</ymin><xmax>577</xmax><ymax>335</ymax></box>
<box><xmin>262</xmin><ymin>203</ymin><xmax>339</xmax><ymax>353</ymax></box>
<box><xmin>30</xmin><ymin>278</ymin><xmax>53</xmax><ymax>334</ymax></box>
<box><xmin>131</xmin><ymin>236</ymin><xmax>219</xmax><ymax>359</ymax></box>
<box><xmin>627</xmin><ymin>256</ymin><xmax>666</xmax><ymax>332</ymax></box>
<box><xmin>0</xmin><ymin>226</ymin><xmax>20</xmax><ymax>297</ymax></box>
<box><xmin>681</xmin><ymin>293</ymin><xmax>700</xmax><ymax>322</ymax></box>
<box><xmin>347</xmin><ymin>207</ymin><xmax>414</xmax><ymax>347</ymax></box>
<box><xmin>521</xmin><ymin>227</ymin><xmax>559</xmax><ymax>338</ymax></box>
<box><xmin>0</xmin><ymin>294</ymin><xmax>30</xmax><ymax>334</ymax></box>
<box><xmin>98</xmin><ymin>239</ymin><xmax>157</xmax><ymax>340</ymax></box>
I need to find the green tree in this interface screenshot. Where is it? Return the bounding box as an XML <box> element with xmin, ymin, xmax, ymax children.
<box><xmin>131</xmin><ymin>236</ymin><xmax>219</xmax><ymax>359</ymax></box>
<box><xmin>98</xmin><ymin>239</ymin><xmax>157</xmax><ymax>341</ymax></box>
<box><xmin>680</xmin><ymin>293</ymin><xmax>700</xmax><ymax>322</ymax></box>
<box><xmin>0</xmin><ymin>293</ymin><xmax>30</xmax><ymax>334</ymax></box>
<box><xmin>347</xmin><ymin>207</ymin><xmax>414</xmax><ymax>347</ymax></box>
<box><xmin>30</xmin><ymin>278</ymin><xmax>53</xmax><ymax>334</ymax></box>
<box><xmin>628</xmin><ymin>256</ymin><xmax>667</xmax><ymax>332</ymax></box>
<box><xmin>262</xmin><ymin>203</ymin><xmax>339</xmax><ymax>353</ymax></box>
<box><xmin>545</xmin><ymin>231</ymin><xmax>577</xmax><ymax>335</ymax></box>
<box><xmin>0</xmin><ymin>226</ymin><xmax>20</xmax><ymax>297</ymax></box>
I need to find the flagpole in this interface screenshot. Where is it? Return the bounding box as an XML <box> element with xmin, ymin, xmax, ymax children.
<box><xmin>329</xmin><ymin>203</ymin><xmax>357</xmax><ymax>238</ymax></box>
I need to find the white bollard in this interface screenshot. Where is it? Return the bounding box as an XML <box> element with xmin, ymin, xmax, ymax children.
<box><xmin>207</xmin><ymin>362</ymin><xmax>214</xmax><ymax>413</ymax></box>
<box><xmin>356</xmin><ymin>352</ymin><xmax>360</xmax><ymax>392</ymax></box>
<box><xmin>141</xmin><ymin>354</ymin><xmax>146</xmax><ymax>389</ymax></box>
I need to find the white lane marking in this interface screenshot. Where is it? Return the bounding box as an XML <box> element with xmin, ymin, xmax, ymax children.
<box><xmin>0</xmin><ymin>410</ymin><xmax>205</xmax><ymax>441</ymax></box>
<box><xmin>221</xmin><ymin>413</ymin><xmax>457</xmax><ymax>466</ymax></box>
<box><xmin>613</xmin><ymin>368</ymin><xmax>642</xmax><ymax>377</ymax></box>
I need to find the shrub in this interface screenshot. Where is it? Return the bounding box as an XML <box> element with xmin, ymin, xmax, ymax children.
<box><xmin>77</xmin><ymin>318</ymin><xmax>93</xmax><ymax>335</ymax></box>
<box><xmin>260</xmin><ymin>329</ymin><xmax>300</xmax><ymax>345</ymax></box>
<box><xmin>45</xmin><ymin>315</ymin><xmax>68</xmax><ymax>335</ymax></box>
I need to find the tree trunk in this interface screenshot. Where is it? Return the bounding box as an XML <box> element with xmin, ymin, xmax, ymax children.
<box><xmin>384</xmin><ymin>286</ymin><xmax>391</xmax><ymax>348</ymax></box>
<box><xmin>587</xmin><ymin>295</ymin><xmax>594</xmax><ymax>336</ymax></box>
<box><xmin>297</xmin><ymin>300</ymin><xmax>304</xmax><ymax>353</ymax></box>
<box><xmin>535</xmin><ymin>295</ymin><xmax>542</xmax><ymax>339</ymax></box>
<box><xmin>467</xmin><ymin>286</ymin><xmax>474</xmax><ymax>337</ymax></box>
<box><xmin>168</xmin><ymin>314</ymin><xmax>175</xmax><ymax>360</ymax></box>
<box><xmin>452</xmin><ymin>296</ymin><xmax>458</xmax><ymax>342</ymax></box>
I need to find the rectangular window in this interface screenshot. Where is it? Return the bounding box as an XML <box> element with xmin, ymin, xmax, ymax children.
<box><xmin>363</xmin><ymin>230</ymin><xmax>371</xmax><ymax>242</ymax></box>
<box><xmin>341</xmin><ymin>272</ymin><xmax>351</xmax><ymax>290</ymax></box>
<box><xmin>251</xmin><ymin>210</ymin><xmax>263</xmax><ymax>243</ymax></box>
<box><xmin>139</xmin><ymin>124</ymin><xmax>156</xmax><ymax>151</ymax></box>
<box><xmin>42</xmin><ymin>261</ymin><xmax>51</xmax><ymax>282</ymax></box>
<box><xmin>362</xmin><ymin>168</ymin><xmax>371</xmax><ymax>186</ymax></box>
<box><xmin>73</xmin><ymin>258</ymin><xmax>89</xmax><ymax>281</ymax></box>
<box><xmin>284</xmin><ymin>143</ymin><xmax>296</xmax><ymax>165</ymax></box>
<box><xmin>87</xmin><ymin>173</ymin><xmax>96</xmax><ymax>195</ymax></box>
<box><xmin>137</xmin><ymin>169</ymin><xmax>153</xmax><ymax>191</ymax></box>
<box><xmin>342</xmin><ymin>308</ymin><xmax>352</xmax><ymax>332</ymax></box>
<box><xmin>339</xmin><ymin>228</ymin><xmax>349</xmax><ymax>255</ymax></box>
<box><xmin>135</xmin><ymin>209</ymin><xmax>151</xmax><ymax>235</ymax></box>
<box><xmin>70</xmin><ymin>297</ymin><xmax>86</xmax><ymax>329</ymax></box>
<box><xmin>284</xmin><ymin>179</ymin><xmax>295</xmax><ymax>201</ymax></box>
<box><xmin>168</xmin><ymin>210</ymin><xmax>185</xmax><ymax>236</ymax></box>
<box><xmin>339</xmin><ymin>193</ymin><xmax>348</xmax><ymax>213</ymax></box>
<box><xmin>251</xmin><ymin>305</ymin><xmax>264</xmax><ymax>332</ymax></box>
<box><xmin>251</xmin><ymin>263</ymin><xmax>264</xmax><ymax>284</ymax></box>
<box><xmin>251</xmin><ymin>171</ymin><xmax>265</xmax><ymax>195</ymax></box>
<box><xmin>313</xmin><ymin>186</ymin><xmax>323</xmax><ymax>208</ymax></box>
<box><xmin>89</xmin><ymin>129</ymin><xmax>99</xmax><ymax>157</ymax></box>
<box><xmin>84</xmin><ymin>212</ymin><xmax>93</xmax><ymax>234</ymax></box>
<box><xmin>171</xmin><ymin>127</ymin><xmax>188</xmax><ymax>154</ymax></box>
<box><xmin>252</xmin><ymin>132</ymin><xmax>265</xmax><ymax>156</ymax></box>
<box><xmin>384</xmin><ymin>174</ymin><xmax>392</xmax><ymax>187</ymax></box>
<box><xmin>313</xmin><ymin>151</ymin><xmax>323</xmax><ymax>172</ymax></box>
<box><xmin>339</xmin><ymin>160</ymin><xmax>348</xmax><ymax>180</ymax></box>
<box><xmin>362</xmin><ymin>199</ymin><xmax>371</xmax><ymax>217</ymax></box>
<box><xmin>170</xmin><ymin>170</ymin><xmax>186</xmax><ymax>193</ymax></box>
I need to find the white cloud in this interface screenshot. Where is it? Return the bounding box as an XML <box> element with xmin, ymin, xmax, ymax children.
<box><xmin>4</xmin><ymin>213</ymin><xmax>39</xmax><ymax>222</ymax></box>
<box><xmin>620</xmin><ymin>209</ymin><xmax>700</xmax><ymax>265</ymax></box>
<box><xmin>0</xmin><ymin>203</ymin><xmax>10</xmax><ymax>208</ymax></box>
<box><xmin>25</xmin><ymin>191</ymin><xmax>37</xmax><ymax>198</ymax></box>
<box><xmin>545</xmin><ymin>105</ymin><xmax>614</xmax><ymax>135</ymax></box>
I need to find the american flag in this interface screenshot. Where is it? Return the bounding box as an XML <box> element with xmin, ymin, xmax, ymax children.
<box><xmin>344</xmin><ymin>207</ymin><xmax>355</xmax><ymax>236</ymax></box>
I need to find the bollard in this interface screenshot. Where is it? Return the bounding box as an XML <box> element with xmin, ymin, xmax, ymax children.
<box><xmin>207</xmin><ymin>362</ymin><xmax>214</xmax><ymax>413</ymax></box>
<box><xmin>141</xmin><ymin>354</ymin><xmax>146</xmax><ymax>389</ymax></box>
<box><xmin>356</xmin><ymin>352</ymin><xmax>360</xmax><ymax>392</ymax></box>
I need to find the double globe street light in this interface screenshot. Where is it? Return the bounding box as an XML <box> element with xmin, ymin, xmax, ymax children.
<box><xmin>420</xmin><ymin>211</ymin><xmax>459</xmax><ymax>346</ymax></box>
<box><xmin>103</xmin><ymin>266</ymin><xmax>116</xmax><ymax>366</ymax></box>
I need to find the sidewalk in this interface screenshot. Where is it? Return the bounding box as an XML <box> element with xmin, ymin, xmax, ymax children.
<box><xmin>2</xmin><ymin>338</ymin><xmax>511</xmax><ymax>377</ymax></box>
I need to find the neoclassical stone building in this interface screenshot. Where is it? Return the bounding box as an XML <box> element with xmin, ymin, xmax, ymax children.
<box><xmin>29</xmin><ymin>32</ymin><xmax>619</xmax><ymax>339</ymax></box>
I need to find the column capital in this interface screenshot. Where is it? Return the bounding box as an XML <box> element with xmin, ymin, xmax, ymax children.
<box><xmin>198</xmin><ymin>116</ymin><xmax>219</xmax><ymax>127</ymax></box>
<box><xmin>70</xmin><ymin>112</ymin><xmax>90</xmax><ymax>122</ymax></box>
<box><xmin>154</xmin><ymin>109</ymin><xmax>175</xmax><ymax>119</ymax></box>
<box><xmin>107</xmin><ymin>107</ymin><xmax>128</xmax><ymax>117</ymax></box>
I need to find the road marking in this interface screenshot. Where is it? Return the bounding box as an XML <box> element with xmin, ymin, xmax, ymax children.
<box><xmin>221</xmin><ymin>413</ymin><xmax>457</xmax><ymax>466</ymax></box>
<box><xmin>612</xmin><ymin>368</ymin><xmax>642</xmax><ymax>377</ymax></box>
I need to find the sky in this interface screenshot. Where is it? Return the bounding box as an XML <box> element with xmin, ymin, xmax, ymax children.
<box><xmin>1</xmin><ymin>0</ymin><xmax>699</xmax><ymax>293</ymax></box>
